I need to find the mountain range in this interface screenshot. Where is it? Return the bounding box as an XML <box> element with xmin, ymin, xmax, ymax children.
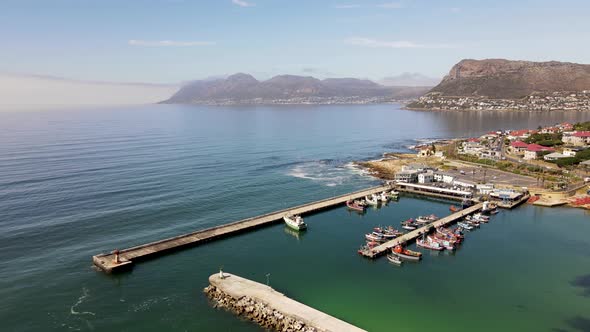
<box><xmin>429</xmin><ymin>59</ymin><xmax>590</xmax><ymax>99</ymax></box>
<box><xmin>161</xmin><ymin>73</ymin><xmax>431</xmax><ymax>105</ymax></box>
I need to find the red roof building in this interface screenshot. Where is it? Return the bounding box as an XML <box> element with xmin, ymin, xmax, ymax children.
<box><xmin>573</xmin><ymin>131</ymin><xmax>590</xmax><ymax>138</ymax></box>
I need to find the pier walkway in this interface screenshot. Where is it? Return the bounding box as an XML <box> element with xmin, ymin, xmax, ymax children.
<box><xmin>359</xmin><ymin>203</ymin><xmax>484</xmax><ymax>258</ymax></box>
<box><xmin>93</xmin><ymin>185</ymin><xmax>390</xmax><ymax>273</ymax></box>
<box><xmin>209</xmin><ymin>272</ymin><xmax>366</xmax><ymax>332</ymax></box>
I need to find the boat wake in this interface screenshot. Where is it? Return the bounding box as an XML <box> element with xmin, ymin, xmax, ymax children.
<box><xmin>70</xmin><ymin>288</ymin><xmax>95</xmax><ymax>317</ymax></box>
<box><xmin>286</xmin><ymin>160</ymin><xmax>373</xmax><ymax>187</ymax></box>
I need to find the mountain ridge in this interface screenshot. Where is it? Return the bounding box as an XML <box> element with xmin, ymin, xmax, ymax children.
<box><xmin>161</xmin><ymin>74</ymin><xmax>431</xmax><ymax>105</ymax></box>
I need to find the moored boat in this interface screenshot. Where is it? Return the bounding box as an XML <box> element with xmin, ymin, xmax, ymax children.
<box><xmin>365</xmin><ymin>232</ymin><xmax>385</xmax><ymax>242</ymax></box>
<box><xmin>457</xmin><ymin>222</ymin><xmax>473</xmax><ymax>230</ymax></box>
<box><xmin>283</xmin><ymin>214</ymin><xmax>307</xmax><ymax>231</ymax></box>
<box><xmin>416</xmin><ymin>214</ymin><xmax>439</xmax><ymax>224</ymax></box>
<box><xmin>449</xmin><ymin>205</ymin><xmax>460</xmax><ymax>212</ymax></box>
<box><xmin>392</xmin><ymin>245</ymin><xmax>422</xmax><ymax>261</ymax></box>
<box><xmin>387</xmin><ymin>254</ymin><xmax>403</xmax><ymax>265</ymax></box>
<box><xmin>401</xmin><ymin>218</ymin><xmax>417</xmax><ymax>230</ymax></box>
<box><xmin>346</xmin><ymin>200</ymin><xmax>366</xmax><ymax>212</ymax></box>
<box><xmin>416</xmin><ymin>237</ymin><xmax>444</xmax><ymax>251</ymax></box>
<box><xmin>365</xmin><ymin>195</ymin><xmax>379</xmax><ymax>206</ymax></box>
<box><xmin>389</xmin><ymin>190</ymin><xmax>400</xmax><ymax>200</ymax></box>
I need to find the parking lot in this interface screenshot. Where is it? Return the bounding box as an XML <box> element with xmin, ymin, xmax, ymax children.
<box><xmin>444</xmin><ymin>162</ymin><xmax>540</xmax><ymax>188</ymax></box>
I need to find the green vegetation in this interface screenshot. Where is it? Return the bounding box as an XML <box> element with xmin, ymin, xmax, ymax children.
<box><xmin>574</xmin><ymin>121</ymin><xmax>590</xmax><ymax>131</ymax></box>
<box><xmin>524</xmin><ymin>133</ymin><xmax>563</xmax><ymax>146</ymax></box>
<box><xmin>553</xmin><ymin>148</ymin><xmax>590</xmax><ymax>167</ymax></box>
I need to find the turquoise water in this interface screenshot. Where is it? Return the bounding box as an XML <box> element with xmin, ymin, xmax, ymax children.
<box><xmin>1</xmin><ymin>104</ymin><xmax>590</xmax><ymax>331</ymax></box>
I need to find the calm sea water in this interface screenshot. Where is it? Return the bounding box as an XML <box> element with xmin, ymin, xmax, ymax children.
<box><xmin>1</xmin><ymin>104</ymin><xmax>590</xmax><ymax>332</ymax></box>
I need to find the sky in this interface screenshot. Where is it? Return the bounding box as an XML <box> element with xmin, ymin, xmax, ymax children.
<box><xmin>1</xmin><ymin>0</ymin><xmax>590</xmax><ymax>84</ymax></box>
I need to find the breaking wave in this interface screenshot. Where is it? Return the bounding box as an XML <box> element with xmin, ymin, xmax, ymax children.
<box><xmin>286</xmin><ymin>160</ymin><xmax>373</xmax><ymax>186</ymax></box>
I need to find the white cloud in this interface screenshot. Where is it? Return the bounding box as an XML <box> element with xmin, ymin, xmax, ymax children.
<box><xmin>376</xmin><ymin>2</ymin><xmax>404</xmax><ymax>9</ymax></box>
<box><xmin>334</xmin><ymin>4</ymin><xmax>361</xmax><ymax>9</ymax></box>
<box><xmin>128</xmin><ymin>40</ymin><xmax>215</xmax><ymax>47</ymax></box>
<box><xmin>232</xmin><ymin>0</ymin><xmax>255</xmax><ymax>7</ymax></box>
<box><xmin>345</xmin><ymin>37</ymin><xmax>456</xmax><ymax>49</ymax></box>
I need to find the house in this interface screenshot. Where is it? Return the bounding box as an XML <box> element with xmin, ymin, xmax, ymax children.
<box><xmin>417</xmin><ymin>147</ymin><xmax>433</xmax><ymax>157</ymax></box>
<box><xmin>540</xmin><ymin>126</ymin><xmax>559</xmax><ymax>134</ymax></box>
<box><xmin>510</xmin><ymin>141</ymin><xmax>529</xmax><ymax>154</ymax></box>
<box><xmin>562</xmin><ymin>146</ymin><xmax>585</xmax><ymax>157</ymax></box>
<box><xmin>461</xmin><ymin>141</ymin><xmax>484</xmax><ymax>155</ymax></box>
<box><xmin>418</xmin><ymin>171</ymin><xmax>435</xmax><ymax>184</ymax></box>
<box><xmin>479</xmin><ymin>149</ymin><xmax>502</xmax><ymax>160</ymax></box>
<box><xmin>394</xmin><ymin>170</ymin><xmax>419</xmax><ymax>183</ymax></box>
<box><xmin>543</xmin><ymin>152</ymin><xmax>568</xmax><ymax>161</ymax></box>
<box><xmin>562</xmin><ymin>131</ymin><xmax>590</xmax><ymax>146</ymax></box>
<box><xmin>507</xmin><ymin>129</ymin><xmax>535</xmax><ymax>141</ymax></box>
<box><xmin>454</xmin><ymin>180</ymin><xmax>476</xmax><ymax>189</ymax></box>
<box><xmin>434</xmin><ymin>172</ymin><xmax>454</xmax><ymax>184</ymax></box>
<box><xmin>558</xmin><ymin>122</ymin><xmax>574</xmax><ymax>131</ymax></box>
<box><xmin>434</xmin><ymin>151</ymin><xmax>445</xmax><ymax>158</ymax></box>
<box><xmin>524</xmin><ymin>144</ymin><xmax>555</xmax><ymax>160</ymax></box>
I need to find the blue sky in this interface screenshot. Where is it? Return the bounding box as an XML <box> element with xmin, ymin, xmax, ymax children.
<box><xmin>1</xmin><ymin>0</ymin><xmax>589</xmax><ymax>83</ymax></box>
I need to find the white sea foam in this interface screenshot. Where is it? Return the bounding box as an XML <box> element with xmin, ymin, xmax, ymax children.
<box><xmin>287</xmin><ymin>160</ymin><xmax>373</xmax><ymax>186</ymax></box>
<box><xmin>70</xmin><ymin>288</ymin><xmax>95</xmax><ymax>316</ymax></box>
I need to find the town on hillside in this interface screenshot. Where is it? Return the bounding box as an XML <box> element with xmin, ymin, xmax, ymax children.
<box><xmin>360</xmin><ymin>121</ymin><xmax>590</xmax><ymax>209</ymax></box>
<box><xmin>410</xmin><ymin>91</ymin><xmax>590</xmax><ymax>111</ymax></box>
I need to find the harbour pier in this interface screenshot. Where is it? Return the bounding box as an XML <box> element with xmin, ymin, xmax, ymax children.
<box><xmin>93</xmin><ymin>185</ymin><xmax>391</xmax><ymax>273</ymax></box>
<box><xmin>205</xmin><ymin>272</ymin><xmax>366</xmax><ymax>332</ymax></box>
<box><xmin>358</xmin><ymin>203</ymin><xmax>484</xmax><ymax>259</ymax></box>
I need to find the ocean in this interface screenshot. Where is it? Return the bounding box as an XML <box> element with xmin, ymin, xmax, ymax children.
<box><xmin>1</xmin><ymin>104</ymin><xmax>589</xmax><ymax>331</ymax></box>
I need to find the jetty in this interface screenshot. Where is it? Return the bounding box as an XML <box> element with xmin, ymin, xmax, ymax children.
<box><xmin>359</xmin><ymin>203</ymin><xmax>484</xmax><ymax>258</ymax></box>
<box><xmin>93</xmin><ymin>185</ymin><xmax>390</xmax><ymax>273</ymax></box>
<box><xmin>205</xmin><ymin>272</ymin><xmax>366</xmax><ymax>332</ymax></box>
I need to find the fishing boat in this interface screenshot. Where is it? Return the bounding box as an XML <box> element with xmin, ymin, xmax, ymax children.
<box><xmin>346</xmin><ymin>200</ymin><xmax>366</xmax><ymax>212</ymax></box>
<box><xmin>449</xmin><ymin>205</ymin><xmax>460</xmax><ymax>212</ymax></box>
<box><xmin>416</xmin><ymin>214</ymin><xmax>439</xmax><ymax>224</ymax></box>
<box><xmin>389</xmin><ymin>190</ymin><xmax>400</xmax><ymax>200</ymax></box>
<box><xmin>457</xmin><ymin>222</ymin><xmax>473</xmax><ymax>230</ymax></box>
<box><xmin>431</xmin><ymin>234</ymin><xmax>456</xmax><ymax>250</ymax></box>
<box><xmin>365</xmin><ymin>232</ymin><xmax>385</xmax><ymax>242</ymax></box>
<box><xmin>365</xmin><ymin>195</ymin><xmax>379</xmax><ymax>206</ymax></box>
<box><xmin>473</xmin><ymin>213</ymin><xmax>490</xmax><ymax>222</ymax></box>
<box><xmin>392</xmin><ymin>245</ymin><xmax>422</xmax><ymax>261</ymax></box>
<box><xmin>401</xmin><ymin>218</ymin><xmax>417</xmax><ymax>230</ymax></box>
<box><xmin>379</xmin><ymin>191</ymin><xmax>390</xmax><ymax>202</ymax></box>
<box><xmin>436</xmin><ymin>227</ymin><xmax>461</xmax><ymax>243</ymax></box>
<box><xmin>416</xmin><ymin>237</ymin><xmax>444</xmax><ymax>251</ymax></box>
<box><xmin>387</xmin><ymin>254</ymin><xmax>403</xmax><ymax>265</ymax></box>
<box><xmin>283</xmin><ymin>214</ymin><xmax>307</xmax><ymax>231</ymax></box>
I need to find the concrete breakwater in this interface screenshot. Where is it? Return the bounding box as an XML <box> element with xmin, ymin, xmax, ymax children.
<box><xmin>93</xmin><ymin>185</ymin><xmax>390</xmax><ymax>273</ymax></box>
<box><xmin>205</xmin><ymin>273</ymin><xmax>366</xmax><ymax>332</ymax></box>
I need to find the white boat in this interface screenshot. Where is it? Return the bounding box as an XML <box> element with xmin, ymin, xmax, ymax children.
<box><xmin>365</xmin><ymin>195</ymin><xmax>379</xmax><ymax>206</ymax></box>
<box><xmin>387</xmin><ymin>254</ymin><xmax>403</xmax><ymax>265</ymax></box>
<box><xmin>379</xmin><ymin>192</ymin><xmax>390</xmax><ymax>202</ymax></box>
<box><xmin>389</xmin><ymin>190</ymin><xmax>400</xmax><ymax>200</ymax></box>
<box><xmin>457</xmin><ymin>222</ymin><xmax>473</xmax><ymax>230</ymax></box>
<box><xmin>473</xmin><ymin>213</ymin><xmax>490</xmax><ymax>222</ymax></box>
<box><xmin>283</xmin><ymin>215</ymin><xmax>307</xmax><ymax>231</ymax></box>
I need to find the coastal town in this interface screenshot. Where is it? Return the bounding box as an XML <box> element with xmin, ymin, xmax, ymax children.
<box><xmin>410</xmin><ymin>91</ymin><xmax>590</xmax><ymax>111</ymax></box>
<box><xmin>359</xmin><ymin>121</ymin><xmax>590</xmax><ymax>209</ymax></box>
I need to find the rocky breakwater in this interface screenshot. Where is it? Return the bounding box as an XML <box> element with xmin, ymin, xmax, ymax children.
<box><xmin>204</xmin><ymin>272</ymin><xmax>366</xmax><ymax>332</ymax></box>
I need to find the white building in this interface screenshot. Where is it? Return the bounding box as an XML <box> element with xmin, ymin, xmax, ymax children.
<box><xmin>418</xmin><ymin>171</ymin><xmax>435</xmax><ymax>184</ymax></box>
<box><xmin>434</xmin><ymin>172</ymin><xmax>454</xmax><ymax>184</ymax></box>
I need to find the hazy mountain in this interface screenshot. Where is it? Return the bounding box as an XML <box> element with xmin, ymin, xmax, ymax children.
<box><xmin>379</xmin><ymin>73</ymin><xmax>440</xmax><ymax>87</ymax></box>
<box><xmin>162</xmin><ymin>73</ymin><xmax>430</xmax><ymax>104</ymax></box>
<box><xmin>429</xmin><ymin>59</ymin><xmax>590</xmax><ymax>99</ymax></box>
<box><xmin>0</xmin><ymin>73</ymin><xmax>178</xmax><ymax>110</ymax></box>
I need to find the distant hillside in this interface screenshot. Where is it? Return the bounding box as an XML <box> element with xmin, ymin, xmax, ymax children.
<box><xmin>161</xmin><ymin>73</ymin><xmax>430</xmax><ymax>105</ymax></box>
<box><xmin>429</xmin><ymin>59</ymin><xmax>590</xmax><ymax>99</ymax></box>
